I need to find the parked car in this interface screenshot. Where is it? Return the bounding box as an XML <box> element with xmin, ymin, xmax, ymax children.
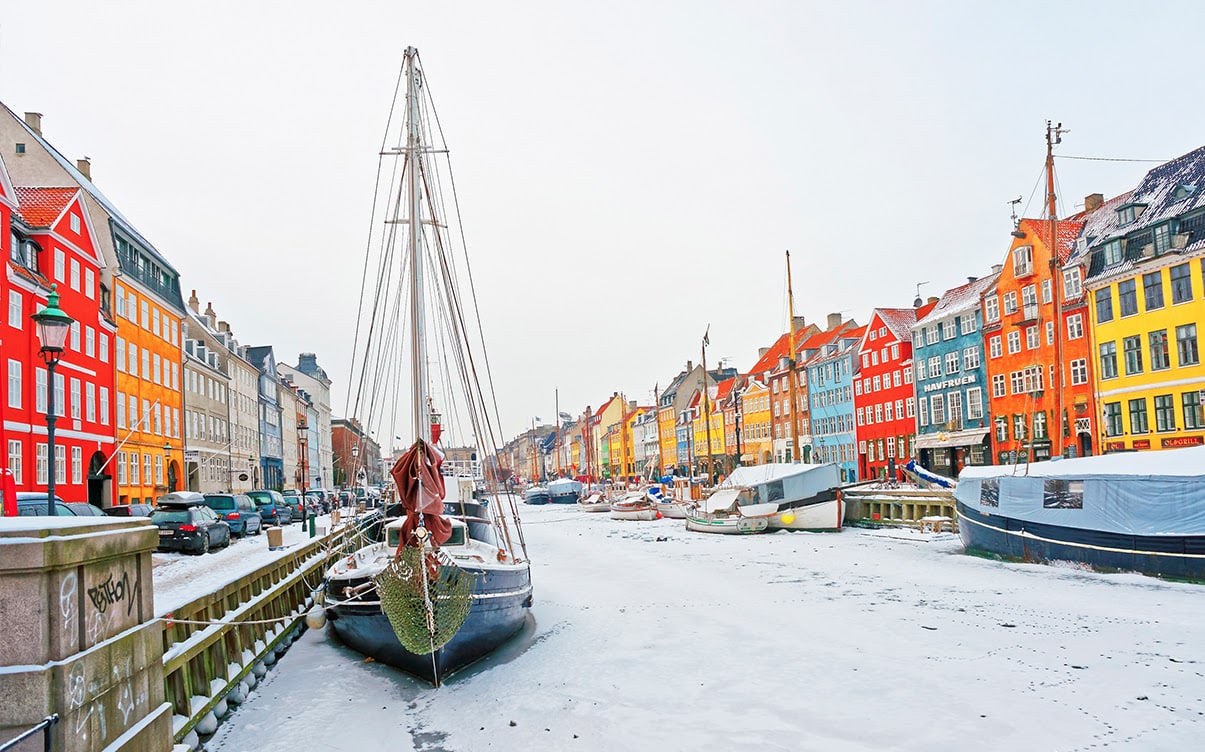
<box><xmin>280</xmin><ymin>491</ymin><xmax>314</xmax><ymax>520</ymax></box>
<box><xmin>16</xmin><ymin>493</ymin><xmax>76</xmax><ymax>516</ymax></box>
<box><xmin>247</xmin><ymin>490</ymin><xmax>292</xmax><ymax>525</ymax></box>
<box><xmin>150</xmin><ymin>499</ymin><xmax>230</xmax><ymax>554</ymax></box>
<box><xmin>202</xmin><ymin>493</ymin><xmax>263</xmax><ymax>537</ymax></box>
<box><xmin>304</xmin><ymin>488</ymin><xmax>331</xmax><ymax>514</ymax></box>
<box><xmin>65</xmin><ymin>502</ymin><xmax>107</xmax><ymax>516</ymax></box>
<box><xmin>105</xmin><ymin>503</ymin><xmax>153</xmax><ymax>517</ymax></box>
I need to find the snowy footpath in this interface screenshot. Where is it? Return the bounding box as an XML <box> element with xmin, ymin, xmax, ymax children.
<box><xmin>206</xmin><ymin>503</ymin><xmax>1204</xmax><ymax>751</ymax></box>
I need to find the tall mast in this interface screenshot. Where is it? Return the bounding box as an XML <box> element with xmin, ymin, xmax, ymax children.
<box><xmin>405</xmin><ymin>47</ymin><xmax>430</xmax><ymax>445</ymax></box>
<box><xmin>1047</xmin><ymin>120</ymin><xmax>1067</xmax><ymax>458</ymax></box>
<box><xmin>584</xmin><ymin>405</ymin><xmax>592</xmax><ymax>481</ymax></box>
<box><xmin>555</xmin><ymin>389</ymin><xmax>562</xmax><ymax>476</ymax></box>
<box><xmin>701</xmin><ymin>329</ymin><xmax>714</xmax><ymax>481</ymax></box>
<box><xmin>786</xmin><ymin>251</ymin><xmax>801</xmax><ymax>463</ymax></box>
<box><xmin>619</xmin><ymin>393</ymin><xmax>629</xmax><ymax>488</ymax></box>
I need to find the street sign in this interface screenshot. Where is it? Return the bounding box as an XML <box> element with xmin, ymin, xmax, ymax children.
<box><xmin>184</xmin><ymin>450</ymin><xmax>200</xmax><ymax>463</ymax></box>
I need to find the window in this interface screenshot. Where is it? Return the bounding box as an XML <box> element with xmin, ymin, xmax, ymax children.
<box><xmin>1046</xmin><ymin>321</ymin><xmax>1055</xmax><ymax>346</ymax></box>
<box><xmin>1033</xmin><ymin>410</ymin><xmax>1047</xmax><ymax>439</ymax></box>
<box><xmin>100</xmin><ymin>387</ymin><xmax>109</xmax><ymax>426</ymax></box>
<box><xmin>70</xmin><ymin>322</ymin><xmax>80</xmax><ymax>351</ymax></box>
<box><xmin>1013</xmin><ymin>245</ymin><xmax>1033</xmax><ymax>276</ymax></box>
<box><xmin>916</xmin><ymin>359</ymin><xmax>927</xmax><ymax>380</ymax></box>
<box><xmin>1063</xmin><ymin>267</ymin><xmax>1082</xmax><ymax>298</ymax></box>
<box><xmin>130</xmin><ymin>453</ymin><xmax>140</xmax><ymax>485</ymax></box>
<box><xmin>855</xmin><ymin>380</ymin><xmax>862</xmax><ymax>396</ymax></box>
<box><xmin>885</xmin><ymin>402</ymin><xmax>894</xmax><ymax>421</ymax></box>
<box><xmin>72</xmin><ymin>447</ymin><xmax>82</xmax><ymax>485</ymax></box>
<box><xmin>992</xmin><ymin>374</ymin><xmax>1006</xmax><ymax>398</ymax></box>
<box><xmin>1067</xmin><ymin>314</ymin><xmax>1083</xmax><ymax>340</ymax></box>
<box><xmin>140</xmin><ymin>300</ymin><xmax>149</xmax><ymax>328</ymax></box>
<box><xmin>1123</xmin><ymin>335</ymin><xmax>1143</xmax><ymax>375</ymax></box>
<box><xmin>967</xmin><ymin>387</ymin><xmax>983</xmax><ymax>420</ymax></box>
<box><xmin>1007</xmin><ymin>330</ymin><xmax>1021</xmax><ymax>354</ymax></box>
<box><xmin>1021</xmin><ymin>285</ymin><xmax>1038</xmax><ymax>318</ymax></box>
<box><xmin>918</xmin><ymin>396</ymin><xmax>929</xmax><ymax>426</ymax></box>
<box><xmin>870</xmin><ymin>351</ymin><xmax>879</xmax><ymax>366</ymax></box>
<box><xmin>948</xmin><ymin>392</ymin><xmax>963</xmax><ymax>425</ymax></box>
<box><xmin>1003</xmin><ymin>291</ymin><xmax>1018</xmax><ymax>315</ymax></box>
<box><xmin>1041</xmin><ymin>278</ymin><xmax>1052</xmax><ymax>304</ymax></box>
<box><xmin>85</xmin><ymin>383</ymin><xmax>96</xmax><ymax>422</ymax></box>
<box><xmin>1095</xmin><ymin>288</ymin><xmax>1114</xmax><ymax>323</ymax></box>
<box><xmin>891</xmin><ymin>344</ymin><xmax>899</xmax><ymax>360</ymax></box>
<box><xmin>116</xmin><ymin>391</ymin><xmax>126</xmax><ymax>428</ymax></box>
<box><xmin>126</xmin><ymin>291</ymin><xmax>136</xmax><ymax>321</ymax></box>
<box><xmin>85</xmin><ymin>268</ymin><xmax>95</xmax><ymax>299</ymax></box>
<box><xmin>155</xmin><ymin>455</ymin><xmax>163</xmax><ymax>486</ymax></box>
<box><xmin>152</xmin><ymin>309</ymin><xmax>160</xmax><ymax>337</ymax></box>
<box><xmin>7</xmin><ymin>440</ymin><xmax>21</xmax><ymax>484</ymax></box>
<box><xmin>1154</xmin><ymin>395</ymin><xmax>1176</xmax><ymax>432</ymax></box>
<box><xmin>99</xmin><ymin>333</ymin><xmax>108</xmax><ymax>363</ymax></box>
<box><xmin>942</xmin><ymin>320</ymin><xmax>956</xmax><ymax>340</ymax></box>
<box><xmin>1171</xmin><ymin>263</ymin><xmax>1193</xmax><ymax>303</ymax></box>
<box><xmin>892</xmin><ymin>371</ymin><xmax>901</xmax><ymax>387</ymax></box>
<box><xmin>1185</xmin><ymin>391</ymin><xmax>1205</xmax><ymax>430</ymax></box>
<box><xmin>128</xmin><ymin>396</ymin><xmax>138</xmax><ymax>430</ymax></box>
<box><xmin>128</xmin><ymin>343</ymin><xmax>138</xmax><ymax>377</ymax></box>
<box><xmin>1118</xmin><ymin>279</ymin><xmax>1138</xmax><ymax>316</ymax></box>
<box><xmin>989</xmin><ymin>336</ymin><xmax>1002</xmax><ymax>358</ymax></box>
<box><xmin>1070</xmin><ymin>358</ymin><xmax>1088</xmax><ymax>386</ymax></box>
<box><xmin>913</xmin><ymin>331</ymin><xmax>923</xmax><ymax>350</ymax></box>
<box><xmin>1099</xmin><ymin>342</ymin><xmax>1118</xmax><ymax>379</ymax></box>
<box><xmin>85</xmin><ymin>326</ymin><xmax>95</xmax><ymax>357</ymax></box>
<box><xmin>69</xmin><ymin>258</ymin><xmax>81</xmax><ymax>291</ymax></box>
<box><xmin>904</xmin><ymin>366</ymin><xmax>912</xmax><ymax>384</ymax></box>
<box><xmin>963</xmin><ymin>347</ymin><xmax>981</xmax><ymax>371</ymax></box>
<box><xmin>153</xmin><ymin>354</ymin><xmax>162</xmax><ymax>385</ymax></box>
<box><xmin>7</xmin><ymin>360</ymin><xmax>20</xmax><ymax>408</ymax></box>
<box><xmin>995</xmin><ymin>417</ymin><xmax>1008</xmax><ymax>443</ymax></box>
<box><xmin>856</xmin><ymin>407</ymin><xmax>864</xmax><ymax>426</ymax></box>
<box><xmin>906</xmin><ymin>397</ymin><xmax>915</xmax><ymax>418</ymax></box>
<box><xmin>985</xmin><ymin>296</ymin><xmax>999</xmax><ymax>323</ymax></box>
<box><xmin>1026</xmin><ymin>326</ymin><xmax>1039</xmax><ymax>350</ymax></box>
<box><xmin>1149</xmin><ymin>330</ymin><xmax>1170</xmax><ymax>371</ymax></box>
<box><xmin>53</xmin><ymin>373</ymin><xmax>64</xmax><ymax>417</ymax></box>
<box><xmin>930</xmin><ymin>394</ymin><xmax>946</xmax><ymax>424</ymax></box>
<box><xmin>117</xmin><ymin>452</ymin><xmax>127</xmax><ymax>485</ymax></box>
<box><xmin>1129</xmin><ymin>398</ymin><xmax>1149</xmax><ymax>434</ymax></box>
<box><xmin>1177</xmin><ymin>324</ymin><xmax>1199</xmax><ymax>366</ymax></box>
<box><xmin>945</xmin><ymin>352</ymin><xmax>960</xmax><ymax>374</ymax></box>
<box><xmin>1022</xmin><ymin>365</ymin><xmax>1044</xmax><ymax>393</ymax></box>
<box><xmin>54</xmin><ymin>248</ymin><xmax>65</xmax><ymax>281</ymax></box>
<box><xmin>960</xmin><ymin>315</ymin><xmax>975</xmax><ymax>335</ymax></box>
<box><xmin>928</xmin><ymin>356</ymin><xmax>941</xmax><ymax>377</ymax></box>
<box><xmin>69</xmin><ymin>378</ymin><xmax>81</xmax><ymax>419</ymax></box>
<box><xmin>8</xmin><ymin>291</ymin><xmax>21</xmax><ymax>329</ymax></box>
<box><xmin>55</xmin><ymin>445</ymin><xmax>65</xmax><ymax>484</ymax></box>
<box><xmin>1010</xmin><ymin>371</ymin><xmax>1025</xmax><ymax>395</ymax></box>
<box><xmin>1143</xmin><ymin>271</ymin><xmax>1164</xmax><ymax>311</ymax></box>
<box><xmin>143</xmin><ymin>454</ymin><xmax>152</xmax><ymax>486</ymax></box>
<box><xmin>872</xmin><ymin>375</ymin><xmax>881</xmax><ymax>391</ymax></box>
<box><xmin>1102</xmin><ymin>239</ymin><xmax>1123</xmax><ymax>266</ymax></box>
<box><xmin>1014</xmin><ymin>414</ymin><xmax>1027</xmax><ymax>441</ymax></box>
<box><xmin>36</xmin><ymin>443</ymin><xmax>48</xmax><ymax>485</ymax></box>
<box><xmin>142</xmin><ymin>349</ymin><xmax>150</xmax><ymax>380</ymax></box>
<box><xmin>1153</xmin><ymin>223</ymin><xmax>1172</xmax><ymax>253</ymax></box>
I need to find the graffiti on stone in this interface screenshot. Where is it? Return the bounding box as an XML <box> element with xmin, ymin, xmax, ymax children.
<box><xmin>86</xmin><ymin>569</ymin><xmax>141</xmax><ymax>617</ymax></box>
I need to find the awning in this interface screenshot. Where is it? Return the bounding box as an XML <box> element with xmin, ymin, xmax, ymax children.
<box><xmin>915</xmin><ymin>428</ymin><xmax>990</xmax><ymax>450</ymax></box>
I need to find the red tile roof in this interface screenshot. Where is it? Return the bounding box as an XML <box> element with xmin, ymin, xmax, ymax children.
<box><xmin>1023</xmin><ymin>217</ymin><xmax>1086</xmax><ymax>263</ymax></box>
<box><xmin>748</xmin><ymin>326</ymin><xmax>810</xmax><ymax>376</ymax></box>
<box><xmin>13</xmin><ymin>187</ymin><xmax>78</xmax><ymax>228</ymax></box>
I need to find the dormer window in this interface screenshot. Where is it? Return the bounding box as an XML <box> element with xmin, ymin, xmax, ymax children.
<box><xmin>1172</xmin><ymin>184</ymin><xmax>1196</xmax><ymax>202</ymax></box>
<box><xmin>1013</xmin><ymin>245</ymin><xmax>1034</xmax><ymax>277</ymax></box>
<box><xmin>1102</xmin><ymin>238</ymin><xmax>1124</xmax><ymax>266</ymax></box>
<box><xmin>1153</xmin><ymin>222</ymin><xmax>1172</xmax><ymax>253</ymax></box>
<box><xmin>1117</xmin><ymin>203</ymin><xmax>1146</xmax><ymax>225</ymax></box>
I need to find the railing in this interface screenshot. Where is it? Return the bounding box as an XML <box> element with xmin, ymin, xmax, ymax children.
<box><xmin>843</xmin><ymin>485</ymin><xmax>958</xmax><ymax>532</ymax></box>
<box><xmin>0</xmin><ymin>715</ymin><xmax>58</xmax><ymax>752</ymax></box>
<box><xmin>161</xmin><ymin>516</ymin><xmax>375</xmax><ymax>743</ymax></box>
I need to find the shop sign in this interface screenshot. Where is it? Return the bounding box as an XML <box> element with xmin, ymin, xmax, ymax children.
<box><xmin>1162</xmin><ymin>435</ymin><xmax>1204</xmax><ymax>448</ymax></box>
<box><xmin>923</xmin><ymin>374</ymin><xmax>977</xmax><ymax>393</ymax></box>
<box><xmin>1105</xmin><ymin>441</ymin><xmax>1126</xmax><ymax>452</ymax></box>
<box><xmin>1132</xmin><ymin>439</ymin><xmax>1151</xmax><ymax>450</ymax></box>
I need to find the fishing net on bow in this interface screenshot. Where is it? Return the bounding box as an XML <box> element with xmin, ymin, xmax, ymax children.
<box><xmin>373</xmin><ymin>545</ymin><xmax>476</xmax><ymax>654</ymax></box>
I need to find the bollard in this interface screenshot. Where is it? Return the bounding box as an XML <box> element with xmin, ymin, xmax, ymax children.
<box><xmin>308</xmin><ymin>516</ymin><xmax>316</xmax><ymax>538</ymax></box>
<box><xmin>267</xmin><ymin>527</ymin><xmax>284</xmax><ymax>549</ymax></box>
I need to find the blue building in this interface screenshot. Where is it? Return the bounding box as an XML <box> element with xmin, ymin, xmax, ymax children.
<box><xmin>806</xmin><ymin>324</ymin><xmax>865</xmax><ymax>483</ymax></box>
<box><xmin>244</xmin><ymin>346</ymin><xmax>284</xmax><ymax>489</ymax></box>
<box><xmin>911</xmin><ymin>272</ymin><xmax>1000</xmax><ymax>476</ymax></box>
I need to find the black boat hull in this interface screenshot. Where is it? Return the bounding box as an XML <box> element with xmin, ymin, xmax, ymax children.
<box><xmin>957</xmin><ymin>501</ymin><xmax>1205</xmax><ymax>581</ymax></box>
<box><xmin>327</xmin><ymin>564</ymin><xmax>532</xmax><ymax>684</ymax></box>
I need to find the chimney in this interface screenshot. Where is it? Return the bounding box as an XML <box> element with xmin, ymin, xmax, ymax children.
<box><xmin>686</xmin><ymin>360</ymin><xmax>693</xmax><ymax>372</ymax></box>
<box><xmin>758</xmin><ymin>347</ymin><xmax>770</xmax><ymax>358</ymax></box>
<box><xmin>826</xmin><ymin>312</ymin><xmax>842</xmax><ymax>330</ymax></box>
<box><xmin>204</xmin><ymin>301</ymin><xmax>217</xmax><ymax>329</ymax></box>
<box><xmin>218</xmin><ymin>320</ymin><xmax>230</xmax><ymax>334</ymax></box>
<box><xmin>188</xmin><ymin>289</ymin><xmax>200</xmax><ymax>313</ymax></box>
<box><xmin>24</xmin><ymin>112</ymin><xmax>42</xmax><ymax>136</ymax></box>
<box><xmin>967</xmin><ymin>276</ymin><xmax>978</xmax><ymax>284</ymax></box>
<box><xmin>791</xmin><ymin>315</ymin><xmax>806</xmax><ymax>332</ymax></box>
<box><xmin>991</xmin><ymin>264</ymin><xmax>1003</xmax><ymax>274</ymax></box>
<box><xmin>76</xmin><ymin>157</ymin><xmax>91</xmax><ymax>181</ymax></box>
<box><xmin>1084</xmin><ymin>193</ymin><xmax>1104</xmax><ymax>212</ymax></box>
<box><xmin>927</xmin><ymin>296</ymin><xmax>938</xmax><ymax>304</ymax></box>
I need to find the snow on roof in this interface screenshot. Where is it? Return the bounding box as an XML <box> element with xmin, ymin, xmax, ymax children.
<box><xmin>809</xmin><ymin>324</ymin><xmax>865</xmax><ymax>365</ymax></box>
<box><xmin>1023</xmin><ymin>217</ymin><xmax>1086</xmax><ymax>264</ymax></box>
<box><xmin>12</xmin><ymin>186</ymin><xmax>78</xmax><ymax>228</ymax></box>
<box><xmin>870</xmin><ymin>308</ymin><xmax>920</xmax><ymax>345</ymax></box>
<box><xmin>915</xmin><ymin>271</ymin><xmax>1002</xmax><ymax>327</ymax></box>
<box><xmin>958</xmin><ymin>445</ymin><xmax>1205</xmax><ymax>480</ymax></box>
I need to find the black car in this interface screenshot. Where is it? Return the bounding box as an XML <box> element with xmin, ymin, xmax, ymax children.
<box><xmin>105</xmin><ymin>503</ymin><xmax>154</xmax><ymax>517</ymax></box>
<box><xmin>151</xmin><ymin>503</ymin><xmax>231</xmax><ymax>554</ymax></box>
<box><xmin>16</xmin><ymin>497</ymin><xmax>77</xmax><ymax>516</ymax></box>
<box><xmin>65</xmin><ymin>502</ymin><xmax>107</xmax><ymax>516</ymax></box>
<box><xmin>247</xmin><ymin>490</ymin><xmax>292</xmax><ymax>525</ymax></box>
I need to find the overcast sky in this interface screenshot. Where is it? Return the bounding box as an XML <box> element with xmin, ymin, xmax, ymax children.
<box><xmin>3</xmin><ymin>1</ymin><xmax>1201</xmax><ymax>443</ymax></box>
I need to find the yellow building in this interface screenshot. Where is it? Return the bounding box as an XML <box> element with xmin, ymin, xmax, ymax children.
<box><xmin>690</xmin><ymin>390</ymin><xmax>724</xmax><ymax>476</ymax></box>
<box><xmin>594</xmin><ymin>393</ymin><xmax>626</xmax><ymax>478</ymax></box>
<box><xmin>113</xmin><ymin>244</ymin><xmax>186</xmax><ymax>504</ymax></box>
<box><xmin>740</xmin><ymin>377</ymin><xmax>773</xmax><ymax>464</ymax></box>
<box><xmin>1081</xmin><ymin>149</ymin><xmax>1205</xmax><ymax>452</ymax></box>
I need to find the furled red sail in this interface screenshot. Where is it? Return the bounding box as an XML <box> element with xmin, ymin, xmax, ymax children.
<box><xmin>390</xmin><ymin>439</ymin><xmax>452</xmax><ymax>546</ymax></box>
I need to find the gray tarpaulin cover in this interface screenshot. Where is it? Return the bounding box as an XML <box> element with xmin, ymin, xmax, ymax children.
<box><xmin>955</xmin><ymin>446</ymin><xmax>1205</xmax><ymax>535</ymax></box>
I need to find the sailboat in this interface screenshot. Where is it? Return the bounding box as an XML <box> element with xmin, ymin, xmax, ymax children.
<box><xmin>322</xmin><ymin>47</ymin><xmax>532</xmax><ymax>687</ymax></box>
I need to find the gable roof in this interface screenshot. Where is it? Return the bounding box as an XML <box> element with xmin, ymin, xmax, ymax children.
<box><xmin>915</xmin><ymin>271</ymin><xmax>1002</xmax><ymax>327</ymax></box>
<box><xmin>867</xmin><ymin>307</ymin><xmax>920</xmax><ymax>346</ymax></box>
<box><xmin>12</xmin><ymin>186</ymin><xmax>79</xmax><ymax>228</ymax></box>
<box><xmin>0</xmin><ymin>153</ymin><xmax>16</xmax><ymax>209</ymax></box>
<box><xmin>748</xmin><ymin>325</ymin><xmax>811</xmax><ymax>376</ymax></box>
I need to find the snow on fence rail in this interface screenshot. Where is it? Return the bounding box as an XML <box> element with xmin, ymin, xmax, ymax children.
<box><xmin>160</xmin><ymin>516</ymin><xmax>375</xmax><ymax>747</ymax></box>
<box><xmin>842</xmin><ymin>485</ymin><xmax>958</xmax><ymax>531</ymax></box>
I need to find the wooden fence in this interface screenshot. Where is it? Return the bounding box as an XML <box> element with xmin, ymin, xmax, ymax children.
<box><xmin>842</xmin><ymin>486</ymin><xmax>958</xmax><ymax>532</ymax></box>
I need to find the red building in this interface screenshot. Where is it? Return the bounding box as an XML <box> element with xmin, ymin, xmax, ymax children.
<box><xmin>854</xmin><ymin>304</ymin><xmax>935</xmax><ymax>480</ymax></box>
<box><xmin>2</xmin><ymin>160</ymin><xmax>118</xmax><ymax>506</ymax></box>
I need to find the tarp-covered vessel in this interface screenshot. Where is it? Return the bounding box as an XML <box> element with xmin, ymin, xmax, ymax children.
<box><xmin>955</xmin><ymin>446</ymin><xmax>1205</xmax><ymax>579</ymax></box>
<box><xmin>685</xmin><ymin>463</ymin><xmax>843</xmax><ymax>534</ymax></box>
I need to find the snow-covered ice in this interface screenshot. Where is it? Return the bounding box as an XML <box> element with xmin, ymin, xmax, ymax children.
<box><xmin>205</xmin><ymin>502</ymin><xmax>1205</xmax><ymax>751</ymax></box>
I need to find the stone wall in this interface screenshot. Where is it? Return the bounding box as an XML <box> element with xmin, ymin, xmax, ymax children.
<box><xmin>0</xmin><ymin>517</ymin><xmax>172</xmax><ymax>752</ymax></box>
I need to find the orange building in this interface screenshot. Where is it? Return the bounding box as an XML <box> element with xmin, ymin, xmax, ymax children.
<box><xmin>982</xmin><ymin>216</ymin><xmax>1099</xmax><ymax>463</ymax></box>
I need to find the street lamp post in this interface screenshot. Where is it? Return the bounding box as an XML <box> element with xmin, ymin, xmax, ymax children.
<box><xmin>249</xmin><ymin>454</ymin><xmax>258</xmax><ymax>489</ymax></box>
<box><xmin>298</xmin><ymin>419</ymin><xmax>309</xmax><ymax>528</ymax></box>
<box><xmin>31</xmin><ymin>285</ymin><xmax>75</xmax><ymax>516</ymax></box>
<box><xmin>162</xmin><ymin>442</ymin><xmax>173</xmax><ymax>492</ymax></box>
<box><xmin>351</xmin><ymin>444</ymin><xmax>360</xmax><ymax>510</ymax></box>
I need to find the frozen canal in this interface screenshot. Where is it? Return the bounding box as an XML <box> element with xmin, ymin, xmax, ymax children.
<box><xmin>207</xmin><ymin>503</ymin><xmax>1204</xmax><ymax>751</ymax></box>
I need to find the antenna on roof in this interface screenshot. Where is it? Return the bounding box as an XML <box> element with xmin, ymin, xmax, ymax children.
<box><xmin>913</xmin><ymin>281</ymin><xmax>928</xmax><ymax>308</ymax></box>
<box><xmin>1008</xmin><ymin>196</ymin><xmax>1022</xmax><ymax>228</ymax></box>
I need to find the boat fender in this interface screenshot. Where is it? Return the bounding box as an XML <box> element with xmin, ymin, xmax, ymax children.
<box><xmin>780</xmin><ymin>512</ymin><xmax>796</xmax><ymax>526</ymax></box>
<box><xmin>497</xmin><ymin>549</ymin><xmax>507</xmax><ymax>562</ymax></box>
<box><xmin>306</xmin><ymin>606</ymin><xmax>328</xmax><ymax>630</ymax></box>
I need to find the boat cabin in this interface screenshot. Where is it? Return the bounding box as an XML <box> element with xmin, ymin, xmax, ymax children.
<box><xmin>384</xmin><ymin>517</ymin><xmax>469</xmax><ymax>549</ymax></box>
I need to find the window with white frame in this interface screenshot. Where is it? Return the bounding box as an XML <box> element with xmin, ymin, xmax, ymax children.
<box><xmin>8</xmin><ymin>291</ymin><xmax>21</xmax><ymax>329</ymax></box>
<box><xmin>960</xmin><ymin>314</ymin><xmax>976</xmax><ymax>335</ymax></box>
<box><xmin>85</xmin><ymin>383</ymin><xmax>95</xmax><ymax>422</ymax></box>
<box><xmin>143</xmin><ymin>454</ymin><xmax>152</xmax><ymax>486</ymax></box>
<box><xmin>1067</xmin><ymin>313</ymin><xmax>1083</xmax><ymax>340</ymax></box>
<box><xmin>942</xmin><ymin>320</ymin><xmax>956</xmax><ymax>340</ymax></box>
<box><xmin>70</xmin><ymin>259</ymin><xmax>81</xmax><ymax>291</ymax></box>
<box><xmin>1041</xmin><ymin>278</ymin><xmax>1052</xmax><ymax>304</ymax></box>
<box><xmin>1070</xmin><ymin>358</ymin><xmax>1088</xmax><ymax>385</ymax></box>
<box><xmin>55</xmin><ymin>445</ymin><xmax>66</xmax><ymax>484</ymax></box>
<box><xmin>926</xmin><ymin>326</ymin><xmax>939</xmax><ymax>345</ymax></box>
<box><xmin>990</xmin><ymin>335</ymin><xmax>1002</xmax><ymax>358</ymax></box>
<box><xmin>948</xmin><ymin>391</ymin><xmax>963</xmax><ymax>425</ymax></box>
<box><xmin>885</xmin><ymin>402</ymin><xmax>894</xmax><ymax>421</ymax></box>
<box><xmin>1026</xmin><ymin>325</ymin><xmax>1039</xmax><ymax>350</ymax></box>
<box><xmin>916</xmin><ymin>359</ymin><xmax>927</xmax><ymax>380</ymax></box>
<box><xmin>8</xmin><ymin>440</ymin><xmax>22</xmax><ymax>484</ymax></box>
<box><xmin>906</xmin><ymin>397</ymin><xmax>915</xmax><ymax>418</ymax></box>
<box><xmin>85</xmin><ymin>268</ymin><xmax>95</xmax><ymax>299</ymax></box>
<box><xmin>36</xmin><ymin>443</ymin><xmax>48</xmax><ymax>484</ymax></box>
<box><xmin>1046</xmin><ymin>321</ymin><xmax>1055</xmax><ymax>345</ymax></box>
<box><xmin>985</xmin><ymin>296</ymin><xmax>999</xmax><ymax>323</ymax></box>
<box><xmin>945</xmin><ymin>352</ymin><xmax>960</xmax><ymax>374</ymax></box>
<box><xmin>140</xmin><ymin>300</ymin><xmax>149</xmax><ymax>328</ymax></box>
<box><xmin>1021</xmin><ymin>285</ymin><xmax>1037</xmax><ymax>318</ymax></box>
<box><xmin>928</xmin><ymin>356</ymin><xmax>941</xmax><ymax>377</ymax></box>
<box><xmin>1063</xmin><ymin>267</ymin><xmax>1082</xmax><ymax>298</ymax></box>
<box><xmin>54</xmin><ymin>248</ymin><xmax>66</xmax><ymax>281</ymax></box>
<box><xmin>963</xmin><ymin>346</ymin><xmax>981</xmax><ymax>370</ymax></box>
<box><xmin>1007</xmin><ymin>330</ymin><xmax>1021</xmax><ymax>354</ymax></box>
<box><xmin>1004</xmin><ymin>291</ymin><xmax>1018</xmax><ymax>315</ymax></box>
<box><xmin>100</xmin><ymin>387</ymin><xmax>109</xmax><ymax>425</ymax></box>
<box><xmin>967</xmin><ymin>387</ymin><xmax>983</xmax><ymax>419</ymax></box>
<box><xmin>85</xmin><ymin>326</ymin><xmax>95</xmax><ymax>357</ymax></box>
<box><xmin>7</xmin><ymin>360</ymin><xmax>20</xmax><ymax>409</ymax></box>
<box><xmin>130</xmin><ymin>453</ymin><xmax>140</xmax><ymax>485</ymax></box>
<box><xmin>72</xmin><ymin>447</ymin><xmax>82</xmax><ymax>484</ymax></box>
<box><xmin>70</xmin><ymin>378</ymin><xmax>81</xmax><ymax>419</ymax></box>
<box><xmin>930</xmin><ymin>394</ymin><xmax>946</xmax><ymax>424</ymax></box>
<box><xmin>992</xmin><ymin>373</ymin><xmax>1006</xmax><ymax>397</ymax></box>
<box><xmin>904</xmin><ymin>366</ymin><xmax>913</xmax><ymax>384</ymax></box>
<box><xmin>1014</xmin><ymin>245</ymin><xmax>1033</xmax><ymax>276</ymax></box>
